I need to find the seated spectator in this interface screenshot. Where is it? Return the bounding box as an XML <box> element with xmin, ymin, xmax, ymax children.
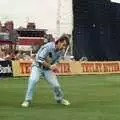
<box><xmin>0</xmin><ymin>49</ymin><xmax>5</xmax><ymax>61</ymax></box>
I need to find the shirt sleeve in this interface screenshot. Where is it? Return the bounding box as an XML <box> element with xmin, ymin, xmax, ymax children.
<box><xmin>36</xmin><ymin>47</ymin><xmax>49</xmax><ymax>63</ymax></box>
<box><xmin>53</xmin><ymin>51</ymin><xmax>64</xmax><ymax>64</ymax></box>
<box><xmin>54</xmin><ymin>56</ymin><xmax>63</xmax><ymax>64</ymax></box>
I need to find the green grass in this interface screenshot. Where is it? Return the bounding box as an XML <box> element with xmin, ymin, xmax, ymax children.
<box><xmin>0</xmin><ymin>74</ymin><xmax>120</xmax><ymax>120</ymax></box>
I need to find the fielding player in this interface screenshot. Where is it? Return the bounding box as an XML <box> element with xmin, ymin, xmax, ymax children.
<box><xmin>21</xmin><ymin>34</ymin><xmax>71</xmax><ymax>107</ymax></box>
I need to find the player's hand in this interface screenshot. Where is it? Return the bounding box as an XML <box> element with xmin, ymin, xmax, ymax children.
<box><xmin>50</xmin><ymin>64</ymin><xmax>58</xmax><ymax>72</ymax></box>
<box><xmin>50</xmin><ymin>64</ymin><xmax>57</xmax><ymax>70</ymax></box>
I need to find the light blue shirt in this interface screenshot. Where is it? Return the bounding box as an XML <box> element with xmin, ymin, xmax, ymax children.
<box><xmin>33</xmin><ymin>42</ymin><xmax>64</xmax><ymax>67</ymax></box>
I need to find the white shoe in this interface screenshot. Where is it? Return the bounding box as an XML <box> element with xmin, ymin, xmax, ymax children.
<box><xmin>60</xmin><ymin>99</ymin><xmax>70</xmax><ymax>106</ymax></box>
<box><xmin>21</xmin><ymin>101</ymin><xmax>30</xmax><ymax>107</ymax></box>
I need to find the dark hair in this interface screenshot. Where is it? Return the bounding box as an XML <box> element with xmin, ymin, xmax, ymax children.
<box><xmin>55</xmin><ymin>34</ymin><xmax>70</xmax><ymax>46</ymax></box>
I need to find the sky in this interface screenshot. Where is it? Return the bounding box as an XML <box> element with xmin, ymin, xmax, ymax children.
<box><xmin>111</xmin><ymin>0</ymin><xmax>120</xmax><ymax>3</ymax></box>
<box><xmin>0</xmin><ymin>0</ymin><xmax>72</xmax><ymax>36</ymax></box>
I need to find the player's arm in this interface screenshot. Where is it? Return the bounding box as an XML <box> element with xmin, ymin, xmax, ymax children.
<box><xmin>50</xmin><ymin>52</ymin><xmax>64</xmax><ymax>71</ymax></box>
<box><xmin>41</xmin><ymin>61</ymin><xmax>51</xmax><ymax>69</ymax></box>
<box><xmin>36</xmin><ymin>47</ymin><xmax>51</xmax><ymax>69</ymax></box>
<box><xmin>53</xmin><ymin>51</ymin><xmax>64</xmax><ymax>64</ymax></box>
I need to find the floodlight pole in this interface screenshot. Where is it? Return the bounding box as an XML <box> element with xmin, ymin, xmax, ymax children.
<box><xmin>56</xmin><ymin>0</ymin><xmax>61</xmax><ymax>37</ymax></box>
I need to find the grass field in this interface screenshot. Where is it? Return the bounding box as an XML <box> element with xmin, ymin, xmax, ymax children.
<box><xmin>0</xmin><ymin>74</ymin><xmax>120</xmax><ymax>120</ymax></box>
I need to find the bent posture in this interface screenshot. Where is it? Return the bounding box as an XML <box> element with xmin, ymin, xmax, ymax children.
<box><xmin>21</xmin><ymin>34</ymin><xmax>71</xmax><ymax>107</ymax></box>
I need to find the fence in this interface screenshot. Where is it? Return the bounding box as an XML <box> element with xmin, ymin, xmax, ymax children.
<box><xmin>1</xmin><ymin>60</ymin><xmax>120</xmax><ymax>77</ymax></box>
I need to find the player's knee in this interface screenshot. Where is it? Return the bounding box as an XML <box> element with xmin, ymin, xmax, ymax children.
<box><xmin>29</xmin><ymin>77</ymin><xmax>39</xmax><ymax>83</ymax></box>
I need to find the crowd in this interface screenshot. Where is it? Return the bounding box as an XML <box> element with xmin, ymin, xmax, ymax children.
<box><xmin>0</xmin><ymin>49</ymin><xmax>35</xmax><ymax>61</ymax></box>
<box><xmin>0</xmin><ymin>48</ymin><xmax>89</xmax><ymax>62</ymax></box>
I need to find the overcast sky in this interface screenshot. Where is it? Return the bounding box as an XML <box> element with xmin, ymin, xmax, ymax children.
<box><xmin>0</xmin><ymin>0</ymin><xmax>57</xmax><ymax>29</ymax></box>
<box><xmin>0</xmin><ymin>0</ymin><xmax>72</xmax><ymax>36</ymax></box>
<box><xmin>111</xmin><ymin>0</ymin><xmax>120</xmax><ymax>3</ymax></box>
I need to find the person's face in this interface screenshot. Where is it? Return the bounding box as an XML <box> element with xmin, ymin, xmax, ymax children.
<box><xmin>56</xmin><ymin>40</ymin><xmax>67</xmax><ymax>50</ymax></box>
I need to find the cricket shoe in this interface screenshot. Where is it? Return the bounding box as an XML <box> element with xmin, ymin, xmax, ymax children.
<box><xmin>57</xmin><ymin>99</ymin><xmax>70</xmax><ymax>106</ymax></box>
<box><xmin>21</xmin><ymin>100</ymin><xmax>31</xmax><ymax>107</ymax></box>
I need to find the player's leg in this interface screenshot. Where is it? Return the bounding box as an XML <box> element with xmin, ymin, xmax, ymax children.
<box><xmin>21</xmin><ymin>66</ymin><xmax>42</xmax><ymax>107</ymax></box>
<box><xmin>44</xmin><ymin>70</ymin><xmax>70</xmax><ymax>106</ymax></box>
